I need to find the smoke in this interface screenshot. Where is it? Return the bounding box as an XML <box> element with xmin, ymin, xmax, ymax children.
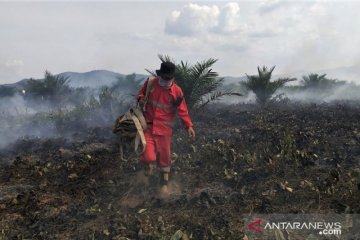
<box><xmin>215</xmin><ymin>91</ymin><xmax>256</xmax><ymax>105</ymax></box>
<box><xmin>280</xmin><ymin>83</ymin><xmax>360</xmax><ymax>103</ymax></box>
<box><xmin>0</xmin><ymin>93</ymin><xmax>56</xmax><ymax>149</ymax></box>
<box><xmin>217</xmin><ymin>80</ymin><xmax>360</xmax><ymax>105</ymax></box>
<box><xmin>1</xmin><ymin>71</ymin><xmax>359</xmax><ymax>152</ymax></box>
<box><xmin>0</xmin><ymin>94</ymin><xmax>30</xmax><ymax>115</ymax></box>
<box><xmin>0</xmin><ymin>112</ymin><xmax>57</xmax><ymax>150</ymax></box>
<box><xmin>0</xmin><ymin>82</ymin><xmax>137</xmax><ymax>151</ymax></box>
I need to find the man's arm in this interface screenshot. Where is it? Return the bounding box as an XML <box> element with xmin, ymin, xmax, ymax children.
<box><xmin>177</xmin><ymin>95</ymin><xmax>193</xmax><ymax>128</ymax></box>
<box><xmin>176</xmin><ymin>89</ymin><xmax>195</xmax><ymax>141</ymax></box>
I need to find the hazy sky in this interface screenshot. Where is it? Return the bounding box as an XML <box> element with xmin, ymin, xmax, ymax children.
<box><xmin>1</xmin><ymin>0</ymin><xmax>360</xmax><ymax>83</ymax></box>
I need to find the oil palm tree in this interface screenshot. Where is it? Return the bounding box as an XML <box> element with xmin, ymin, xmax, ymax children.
<box><xmin>302</xmin><ymin>73</ymin><xmax>345</xmax><ymax>89</ymax></box>
<box><xmin>302</xmin><ymin>73</ymin><xmax>327</xmax><ymax>89</ymax></box>
<box><xmin>25</xmin><ymin>71</ymin><xmax>71</xmax><ymax>107</ymax></box>
<box><xmin>110</xmin><ymin>73</ymin><xmax>143</xmax><ymax>96</ymax></box>
<box><xmin>147</xmin><ymin>54</ymin><xmax>240</xmax><ymax>110</ymax></box>
<box><xmin>243</xmin><ymin>66</ymin><xmax>295</xmax><ymax>105</ymax></box>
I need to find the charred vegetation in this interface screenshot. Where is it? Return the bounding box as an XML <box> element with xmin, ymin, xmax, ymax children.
<box><xmin>0</xmin><ymin>102</ymin><xmax>359</xmax><ymax>239</ymax></box>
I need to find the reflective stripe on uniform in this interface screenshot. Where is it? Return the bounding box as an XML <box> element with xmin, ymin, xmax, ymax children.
<box><xmin>164</xmin><ymin>121</ymin><xmax>176</xmax><ymax>127</ymax></box>
<box><xmin>148</xmin><ymin>99</ymin><xmax>174</xmax><ymax>111</ymax></box>
<box><xmin>160</xmin><ymin>166</ymin><xmax>170</xmax><ymax>173</ymax></box>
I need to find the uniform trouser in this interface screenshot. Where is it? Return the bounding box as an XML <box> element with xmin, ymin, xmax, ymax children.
<box><xmin>140</xmin><ymin>128</ymin><xmax>171</xmax><ymax>173</ymax></box>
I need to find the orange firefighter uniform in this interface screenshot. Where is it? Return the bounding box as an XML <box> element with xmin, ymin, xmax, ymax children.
<box><xmin>137</xmin><ymin>77</ymin><xmax>193</xmax><ymax>172</ymax></box>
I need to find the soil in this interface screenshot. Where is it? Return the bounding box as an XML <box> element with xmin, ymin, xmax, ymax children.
<box><xmin>0</xmin><ymin>102</ymin><xmax>359</xmax><ymax>239</ymax></box>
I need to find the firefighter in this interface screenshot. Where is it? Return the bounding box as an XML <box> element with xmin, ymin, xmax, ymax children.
<box><xmin>137</xmin><ymin>61</ymin><xmax>195</xmax><ymax>195</ymax></box>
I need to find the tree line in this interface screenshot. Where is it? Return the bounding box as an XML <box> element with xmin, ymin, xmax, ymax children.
<box><xmin>11</xmin><ymin>55</ymin><xmax>351</xmax><ymax>111</ymax></box>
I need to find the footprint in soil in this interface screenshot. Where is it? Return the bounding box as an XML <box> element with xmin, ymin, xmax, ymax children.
<box><xmin>117</xmin><ymin>171</ymin><xmax>183</xmax><ymax>209</ymax></box>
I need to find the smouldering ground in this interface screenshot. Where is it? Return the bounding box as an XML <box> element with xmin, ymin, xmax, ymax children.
<box><xmin>0</xmin><ymin>102</ymin><xmax>359</xmax><ymax>239</ymax></box>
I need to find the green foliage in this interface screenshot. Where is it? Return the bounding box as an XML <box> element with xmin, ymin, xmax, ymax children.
<box><xmin>124</xmin><ymin>73</ymin><xmax>143</xmax><ymax>93</ymax></box>
<box><xmin>147</xmin><ymin>55</ymin><xmax>240</xmax><ymax>110</ymax></box>
<box><xmin>39</xmin><ymin>98</ymin><xmax>98</xmax><ymax>133</ymax></box>
<box><xmin>280</xmin><ymin>85</ymin><xmax>305</xmax><ymax>93</ymax></box>
<box><xmin>68</xmin><ymin>87</ymin><xmax>91</xmax><ymax>106</ymax></box>
<box><xmin>99</xmin><ymin>85</ymin><xmax>131</xmax><ymax>108</ymax></box>
<box><xmin>302</xmin><ymin>73</ymin><xmax>327</xmax><ymax>89</ymax></box>
<box><xmin>25</xmin><ymin>71</ymin><xmax>72</xmax><ymax>106</ymax></box>
<box><xmin>111</xmin><ymin>73</ymin><xmax>143</xmax><ymax>97</ymax></box>
<box><xmin>0</xmin><ymin>86</ymin><xmax>16</xmax><ymax>98</ymax></box>
<box><xmin>99</xmin><ymin>86</ymin><xmax>114</xmax><ymax>108</ymax></box>
<box><xmin>277</xmin><ymin>128</ymin><xmax>318</xmax><ymax>167</ymax></box>
<box><xmin>302</xmin><ymin>73</ymin><xmax>346</xmax><ymax>89</ymax></box>
<box><xmin>243</xmin><ymin>66</ymin><xmax>295</xmax><ymax>105</ymax></box>
<box><xmin>98</xmin><ymin>86</ymin><xmax>118</xmax><ymax>120</ymax></box>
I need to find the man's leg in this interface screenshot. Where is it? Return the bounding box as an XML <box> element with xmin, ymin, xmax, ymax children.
<box><xmin>155</xmin><ymin>134</ymin><xmax>172</xmax><ymax>194</ymax></box>
<box><xmin>140</xmin><ymin>129</ymin><xmax>157</xmax><ymax>176</ymax></box>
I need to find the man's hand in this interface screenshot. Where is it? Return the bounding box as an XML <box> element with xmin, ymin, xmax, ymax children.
<box><xmin>138</xmin><ymin>98</ymin><xmax>145</xmax><ymax>110</ymax></box>
<box><xmin>187</xmin><ymin>126</ymin><xmax>195</xmax><ymax>142</ymax></box>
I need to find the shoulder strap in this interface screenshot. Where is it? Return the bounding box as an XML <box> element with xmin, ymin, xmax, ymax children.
<box><xmin>131</xmin><ymin>113</ymin><xmax>147</xmax><ymax>155</ymax></box>
<box><xmin>142</xmin><ymin>77</ymin><xmax>155</xmax><ymax>112</ymax></box>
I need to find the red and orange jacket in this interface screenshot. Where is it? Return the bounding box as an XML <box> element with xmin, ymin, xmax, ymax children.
<box><xmin>137</xmin><ymin>77</ymin><xmax>193</xmax><ymax>135</ymax></box>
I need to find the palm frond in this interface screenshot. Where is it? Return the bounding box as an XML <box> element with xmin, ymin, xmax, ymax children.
<box><xmin>145</xmin><ymin>68</ymin><xmax>157</xmax><ymax>77</ymax></box>
<box><xmin>244</xmin><ymin>66</ymin><xmax>294</xmax><ymax>105</ymax></box>
<box><xmin>145</xmin><ymin>55</ymin><xmax>235</xmax><ymax>111</ymax></box>
<box><xmin>197</xmin><ymin>91</ymin><xmax>243</xmax><ymax>109</ymax></box>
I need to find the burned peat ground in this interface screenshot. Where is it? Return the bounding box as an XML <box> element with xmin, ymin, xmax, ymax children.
<box><xmin>0</xmin><ymin>102</ymin><xmax>359</xmax><ymax>239</ymax></box>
